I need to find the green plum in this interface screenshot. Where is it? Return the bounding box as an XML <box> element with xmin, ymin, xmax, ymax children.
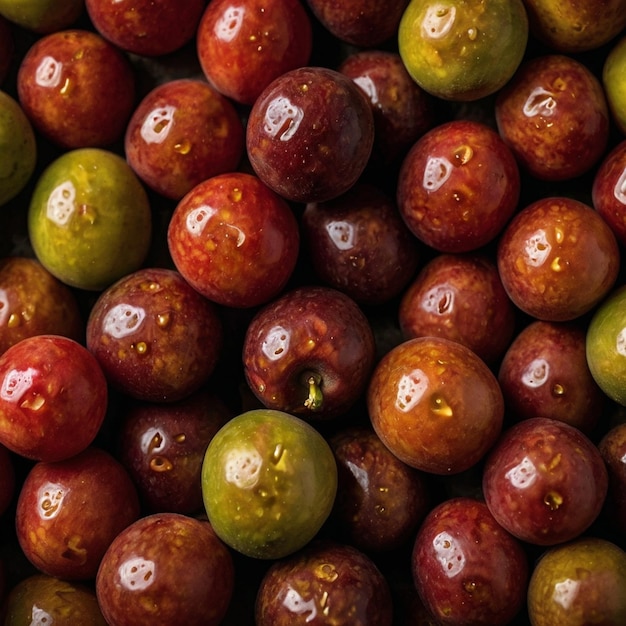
<box><xmin>586</xmin><ymin>285</ymin><xmax>626</xmax><ymax>406</ymax></box>
<box><xmin>603</xmin><ymin>35</ymin><xmax>626</xmax><ymax>135</ymax></box>
<box><xmin>398</xmin><ymin>0</ymin><xmax>528</xmax><ymax>101</ymax></box>
<box><xmin>201</xmin><ymin>409</ymin><xmax>338</xmax><ymax>560</ymax></box>
<box><xmin>28</xmin><ymin>148</ymin><xmax>152</xmax><ymax>291</ymax></box>
<box><xmin>0</xmin><ymin>0</ymin><xmax>84</xmax><ymax>33</ymax></box>
<box><xmin>0</xmin><ymin>90</ymin><xmax>36</xmax><ymax>207</ymax></box>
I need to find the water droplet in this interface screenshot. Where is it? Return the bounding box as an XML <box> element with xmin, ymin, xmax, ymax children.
<box><xmin>59</xmin><ymin>77</ymin><xmax>71</xmax><ymax>95</ymax></box>
<box><xmin>464</xmin><ymin>580</ymin><xmax>477</xmax><ymax>593</ymax></box>
<box><xmin>174</xmin><ymin>433</ymin><xmax>186</xmax><ymax>444</ymax></box>
<box><xmin>552</xmin><ymin>383</ymin><xmax>565</xmax><ymax>396</ymax></box>
<box><xmin>7</xmin><ymin>313</ymin><xmax>20</xmax><ymax>328</ymax></box>
<box><xmin>131</xmin><ymin>341</ymin><xmax>148</xmax><ymax>354</ymax></box>
<box><xmin>271</xmin><ymin>443</ymin><xmax>284</xmax><ymax>464</ymax></box>
<box><xmin>149</xmin><ymin>432</ymin><xmax>163</xmax><ymax>453</ymax></box>
<box><xmin>230</xmin><ymin>187</ymin><xmax>243</xmax><ymax>202</ymax></box>
<box><xmin>467</xmin><ymin>27</ymin><xmax>477</xmax><ymax>40</ymax></box>
<box><xmin>453</xmin><ymin>145</ymin><xmax>473</xmax><ymax>165</ymax></box>
<box><xmin>150</xmin><ymin>456</ymin><xmax>173</xmax><ymax>472</ymax></box>
<box><xmin>315</xmin><ymin>563</ymin><xmax>338</xmax><ymax>582</ymax></box>
<box><xmin>79</xmin><ymin>204</ymin><xmax>97</xmax><ymax>225</ymax></box>
<box><xmin>551</xmin><ymin>256</ymin><xmax>563</xmax><ymax>271</ymax></box>
<box><xmin>21</xmin><ymin>393</ymin><xmax>45</xmax><ymax>411</ymax></box>
<box><xmin>174</xmin><ymin>139</ymin><xmax>191</xmax><ymax>155</ymax></box>
<box><xmin>156</xmin><ymin>312</ymin><xmax>170</xmax><ymax>328</ymax></box>
<box><xmin>543</xmin><ymin>490</ymin><xmax>563</xmax><ymax>510</ymax></box>
<box><xmin>430</xmin><ymin>393</ymin><xmax>453</xmax><ymax>417</ymax></box>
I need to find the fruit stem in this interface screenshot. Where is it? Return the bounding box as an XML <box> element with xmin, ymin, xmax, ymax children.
<box><xmin>303</xmin><ymin>374</ymin><xmax>323</xmax><ymax>411</ymax></box>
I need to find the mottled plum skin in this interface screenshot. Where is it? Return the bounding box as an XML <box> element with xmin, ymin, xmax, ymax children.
<box><xmin>339</xmin><ymin>49</ymin><xmax>435</xmax><ymax>166</ymax></box>
<box><xmin>86</xmin><ymin>0</ymin><xmax>205</xmax><ymax>56</ymax></box>
<box><xmin>367</xmin><ymin>336</ymin><xmax>504</xmax><ymax>474</ymax></box>
<box><xmin>197</xmin><ymin>0</ymin><xmax>313</xmax><ymax>105</ymax></box>
<box><xmin>15</xmin><ymin>447</ymin><xmax>140</xmax><ymax>581</ymax></box>
<box><xmin>168</xmin><ymin>172</ymin><xmax>300</xmax><ymax>308</ymax></box>
<box><xmin>246</xmin><ymin>66</ymin><xmax>375</xmax><ymax>203</ymax></box>
<box><xmin>86</xmin><ymin>268</ymin><xmax>223</xmax><ymax>403</ymax></box>
<box><xmin>527</xmin><ymin>538</ymin><xmax>626</xmax><ymax>626</ymax></box>
<box><xmin>96</xmin><ymin>513</ymin><xmax>234</xmax><ymax>626</ymax></box>
<box><xmin>482</xmin><ymin>417</ymin><xmax>608</xmax><ymax>546</ymax></box>
<box><xmin>399</xmin><ymin>253</ymin><xmax>516</xmax><ymax>364</ymax></box>
<box><xmin>302</xmin><ymin>184</ymin><xmax>421</xmax><ymax>306</ymax></box>
<box><xmin>397</xmin><ymin>120</ymin><xmax>520</xmax><ymax>253</ymax></box>
<box><xmin>329</xmin><ymin>426</ymin><xmax>430</xmax><ymax>553</ymax></box>
<box><xmin>498</xmin><ymin>320</ymin><xmax>605</xmax><ymax>434</ymax></box>
<box><xmin>412</xmin><ymin>498</ymin><xmax>528</xmax><ymax>626</ymax></box>
<box><xmin>255</xmin><ymin>541</ymin><xmax>393</xmax><ymax>626</ymax></box>
<box><xmin>117</xmin><ymin>389</ymin><xmax>232</xmax><ymax>514</ymax></box>
<box><xmin>495</xmin><ymin>54</ymin><xmax>609</xmax><ymax>181</ymax></box>
<box><xmin>125</xmin><ymin>79</ymin><xmax>244</xmax><ymax>200</ymax></box>
<box><xmin>592</xmin><ymin>139</ymin><xmax>626</xmax><ymax>247</ymax></box>
<box><xmin>599</xmin><ymin>422</ymin><xmax>626</xmax><ymax>536</ymax></box>
<box><xmin>306</xmin><ymin>0</ymin><xmax>408</xmax><ymax>47</ymax></box>
<box><xmin>17</xmin><ymin>29</ymin><xmax>135</xmax><ymax>149</ymax></box>
<box><xmin>497</xmin><ymin>196</ymin><xmax>620</xmax><ymax>321</ymax></box>
<box><xmin>243</xmin><ymin>286</ymin><xmax>376</xmax><ymax>420</ymax></box>
<box><xmin>0</xmin><ymin>335</ymin><xmax>108</xmax><ymax>462</ymax></box>
<box><xmin>0</xmin><ymin>257</ymin><xmax>83</xmax><ymax>356</ymax></box>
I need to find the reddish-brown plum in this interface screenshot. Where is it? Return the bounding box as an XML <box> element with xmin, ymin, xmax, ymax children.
<box><xmin>339</xmin><ymin>49</ymin><xmax>435</xmax><ymax>166</ymax></box>
<box><xmin>482</xmin><ymin>417</ymin><xmax>608</xmax><ymax>546</ymax></box>
<box><xmin>399</xmin><ymin>253</ymin><xmax>517</xmax><ymax>364</ymax></box>
<box><xmin>15</xmin><ymin>447</ymin><xmax>140</xmax><ymax>580</ymax></box>
<box><xmin>0</xmin><ymin>257</ymin><xmax>83</xmax><ymax>356</ymax></box>
<box><xmin>167</xmin><ymin>172</ymin><xmax>300</xmax><ymax>308</ymax></box>
<box><xmin>86</xmin><ymin>268</ymin><xmax>223</xmax><ymax>403</ymax></box>
<box><xmin>246</xmin><ymin>66</ymin><xmax>375</xmax><ymax>203</ymax></box>
<box><xmin>495</xmin><ymin>54</ymin><xmax>610</xmax><ymax>181</ymax></box>
<box><xmin>498</xmin><ymin>320</ymin><xmax>605</xmax><ymax>433</ymax></box>
<box><xmin>0</xmin><ymin>443</ymin><xmax>14</xmax><ymax>518</ymax></box>
<box><xmin>592</xmin><ymin>138</ymin><xmax>626</xmax><ymax>247</ymax></box>
<box><xmin>243</xmin><ymin>286</ymin><xmax>376</xmax><ymax>420</ymax></box>
<box><xmin>599</xmin><ymin>422</ymin><xmax>626</xmax><ymax>536</ymax></box>
<box><xmin>497</xmin><ymin>196</ymin><xmax>620</xmax><ymax>321</ymax></box>
<box><xmin>124</xmin><ymin>79</ymin><xmax>244</xmax><ymax>201</ymax></box>
<box><xmin>305</xmin><ymin>0</ymin><xmax>409</xmax><ymax>47</ymax></box>
<box><xmin>367</xmin><ymin>336</ymin><xmax>504</xmax><ymax>474</ymax></box>
<box><xmin>255</xmin><ymin>540</ymin><xmax>393</xmax><ymax>626</ymax></box>
<box><xmin>96</xmin><ymin>513</ymin><xmax>234</xmax><ymax>626</ymax></box>
<box><xmin>301</xmin><ymin>183</ymin><xmax>421</xmax><ymax>306</ymax></box>
<box><xmin>17</xmin><ymin>29</ymin><xmax>135</xmax><ymax>149</ymax></box>
<box><xmin>329</xmin><ymin>426</ymin><xmax>430</xmax><ymax>553</ymax></box>
<box><xmin>412</xmin><ymin>497</ymin><xmax>528</xmax><ymax>625</ymax></box>
<box><xmin>197</xmin><ymin>0</ymin><xmax>313</xmax><ymax>105</ymax></box>
<box><xmin>397</xmin><ymin>119</ymin><xmax>520</xmax><ymax>253</ymax></box>
<box><xmin>86</xmin><ymin>0</ymin><xmax>205</xmax><ymax>56</ymax></box>
<box><xmin>0</xmin><ymin>335</ymin><xmax>108</xmax><ymax>462</ymax></box>
<box><xmin>117</xmin><ymin>389</ymin><xmax>232</xmax><ymax>514</ymax></box>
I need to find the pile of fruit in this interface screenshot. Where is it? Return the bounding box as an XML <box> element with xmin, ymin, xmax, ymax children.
<box><xmin>1</xmin><ymin>0</ymin><xmax>626</xmax><ymax>624</ymax></box>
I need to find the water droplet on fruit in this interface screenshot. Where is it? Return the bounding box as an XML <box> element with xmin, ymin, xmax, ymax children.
<box><xmin>464</xmin><ymin>580</ymin><xmax>477</xmax><ymax>593</ymax></box>
<box><xmin>543</xmin><ymin>490</ymin><xmax>563</xmax><ymax>510</ymax></box>
<box><xmin>453</xmin><ymin>145</ymin><xmax>473</xmax><ymax>165</ymax></box>
<box><xmin>150</xmin><ymin>456</ymin><xmax>173</xmax><ymax>472</ymax></box>
<box><xmin>59</xmin><ymin>77</ymin><xmax>71</xmax><ymax>95</ymax></box>
<box><xmin>131</xmin><ymin>341</ymin><xmax>148</xmax><ymax>354</ymax></box>
<box><xmin>230</xmin><ymin>187</ymin><xmax>243</xmax><ymax>202</ymax></box>
<box><xmin>103</xmin><ymin>304</ymin><xmax>146</xmax><ymax>339</ymax></box>
<box><xmin>7</xmin><ymin>313</ymin><xmax>20</xmax><ymax>328</ymax></box>
<box><xmin>552</xmin><ymin>383</ymin><xmax>565</xmax><ymax>396</ymax></box>
<box><xmin>315</xmin><ymin>563</ymin><xmax>338</xmax><ymax>582</ymax></box>
<box><xmin>62</xmin><ymin>535</ymin><xmax>87</xmax><ymax>564</ymax></box>
<box><xmin>79</xmin><ymin>204</ymin><xmax>97</xmax><ymax>225</ymax></box>
<box><xmin>174</xmin><ymin>139</ymin><xmax>191</xmax><ymax>155</ymax></box>
<box><xmin>421</xmin><ymin>4</ymin><xmax>457</xmax><ymax>39</ymax></box>
<box><xmin>430</xmin><ymin>393</ymin><xmax>453</xmax><ymax>417</ymax></box>
<box><xmin>423</xmin><ymin>156</ymin><xmax>452</xmax><ymax>192</ymax></box>
<box><xmin>155</xmin><ymin>312</ymin><xmax>170</xmax><ymax>329</ymax></box>
<box><xmin>146</xmin><ymin>431</ymin><xmax>164</xmax><ymax>453</ymax></box>
<box><xmin>20</xmin><ymin>392</ymin><xmax>45</xmax><ymax>411</ymax></box>
<box><xmin>271</xmin><ymin>443</ymin><xmax>284</xmax><ymax>465</ymax></box>
<box><xmin>467</xmin><ymin>27</ymin><xmax>478</xmax><ymax>40</ymax></box>
<box><xmin>551</xmin><ymin>256</ymin><xmax>563</xmax><ymax>272</ymax></box>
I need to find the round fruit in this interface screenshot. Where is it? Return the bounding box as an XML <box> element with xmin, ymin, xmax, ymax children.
<box><xmin>201</xmin><ymin>409</ymin><xmax>338</xmax><ymax>559</ymax></box>
<box><xmin>28</xmin><ymin>148</ymin><xmax>152</xmax><ymax>291</ymax></box>
<box><xmin>398</xmin><ymin>0</ymin><xmax>528</xmax><ymax>101</ymax></box>
<box><xmin>603</xmin><ymin>35</ymin><xmax>626</xmax><ymax>135</ymax></box>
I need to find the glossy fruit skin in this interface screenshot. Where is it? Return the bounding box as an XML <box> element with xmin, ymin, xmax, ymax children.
<box><xmin>0</xmin><ymin>0</ymin><xmax>83</xmax><ymax>33</ymax></box>
<box><xmin>586</xmin><ymin>285</ymin><xmax>626</xmax><ymax>406</ymax></box>
<box><xmin>482</xmin><ymin>417</ymin><xmax>608</xmax><ymax>546</ymax></box>
<box><xmin>246</xmin><ymin>66</ymin><xmax>375</xmax><ymax>203</ymax></box>
<box><xmin>125</xmin><ymin>79</ymin><xmax>244</xmax><ymax>201</ymax></box>
<box><xmin>255</xmin><ymin>540</ymin><xmax>393</xmax><ymax>626</ymax></box>
<box><xmin>86</xmin><ymin>267</ymin><xmax>223</xmax><ymax>403</ymax></box>
<box><xmin>2</xmin><ymin>574</ymin><xmax>107</xmax><ymax>625</ymax></box>
<box><xmin>243</xmin><ymin>286</ymin><xmax>376</xmax><ymax>420</ymax></box>
<box><xmin>329</xmin><ymin>426</ymin><xmax>430</xmax><ymax>553</ymax></box>
<box><xmin>367</xmin><ymin>336</ymin><xmax>504</xmax><ymax>474</ymax></box>
<box><xmin>527</xmin><ymin>537</ymin><xmax>626</xmax><ymax>626</ymax></box>
<box><xmin>15</xmin><ymin>447</ymin><xmax>141</xmax><ymax>580</ymax></box>
<box><xmin>96</xmin><ymin>513</ymin><xmax>234</xmax><ymax>626</ymax></box>
<box><xmin>412</xmin><ymin>497</ymin><xmax>528</xmax><ymax>625</ymax></box>
<box><xmin>306</xmin><ymin>0</ymin><xmax>409</xmax><ymax>47</ymax></box>
<box><xmin>0</xmin><ymin>335</ymin><xmax>108</xmax><ymax>462</ymax></box>
<box><xmin>592</xmin><ymin>139</ymin><xmax>626</xmax><ymax>246</ymax></box>
<box><xmin>302</xmin><ymin>184</ymin><xmax>421</xmax><ymax>306</ymax></box>
<box><xmin>28</xmin><ymin>148</ymin><xmax>152</xmax><ymax>292</ymax></box>
<box><xmin>604</xmin><ymin>36</ymin><xmax>626</xmax><ymax>135</ymax></box>
<box><xmin>17</xmin><ymin>29</ymin><xmax>135</xmax><ymax>148</ymax></box>
<box><xmin>498</xmin><ymin>320</ymin><xmax>605</xmax><ymax>434</ymax></box>
<box><xmin>497</xmin><ymin>196</ymin><xmax>620</xmax><ymax>322</ymax></box>
<box><xmin>0</xmin><ymin>90</ymin><xmax>36</xmax><ymax>207</ymax></box>
<box><xmin>197</xmin><ymin>0</ymin><xmax>313</xmax><ymax>105</ymax></box>
<box><xmin>86</xmin><ymin>0</ymin><xmax>205</xmax><ymax>56</ymax></box>
<box><xmin>399</xmin><ymin>253</ymin><xmax>516</xmax><ymax>364</ymax></box>
<box><xmin>168</xmin><ymin>172</ymin><xmax>300</xmax><ymax>308</ymax></box>
<box><xmin>396</xmin><ymin>119</ymin><xmax>520</xmax><ymax>253</ymax></box>
<box><xmin>495</xmin><ymin>54</ymin><xmax>610</xmax><ymax>181</ymax></box>
<box><xmin>201</xmin><ymin>409</ymin><xmax>338</xmax><ymax>559</ymax></box>
<box><xmin>117</xmin><ymin>389</ymin><xmax>232</xmax><ymax>514</ymax></box>
<box><xmin>398</xmin><ymin>0</ymin><xmax>528</xmax><ymax>101</ymax></box>
<box><xmin>0</xmin><ymin>257</ymin><xmax>83</xmax><ymax>356</ymax></box>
